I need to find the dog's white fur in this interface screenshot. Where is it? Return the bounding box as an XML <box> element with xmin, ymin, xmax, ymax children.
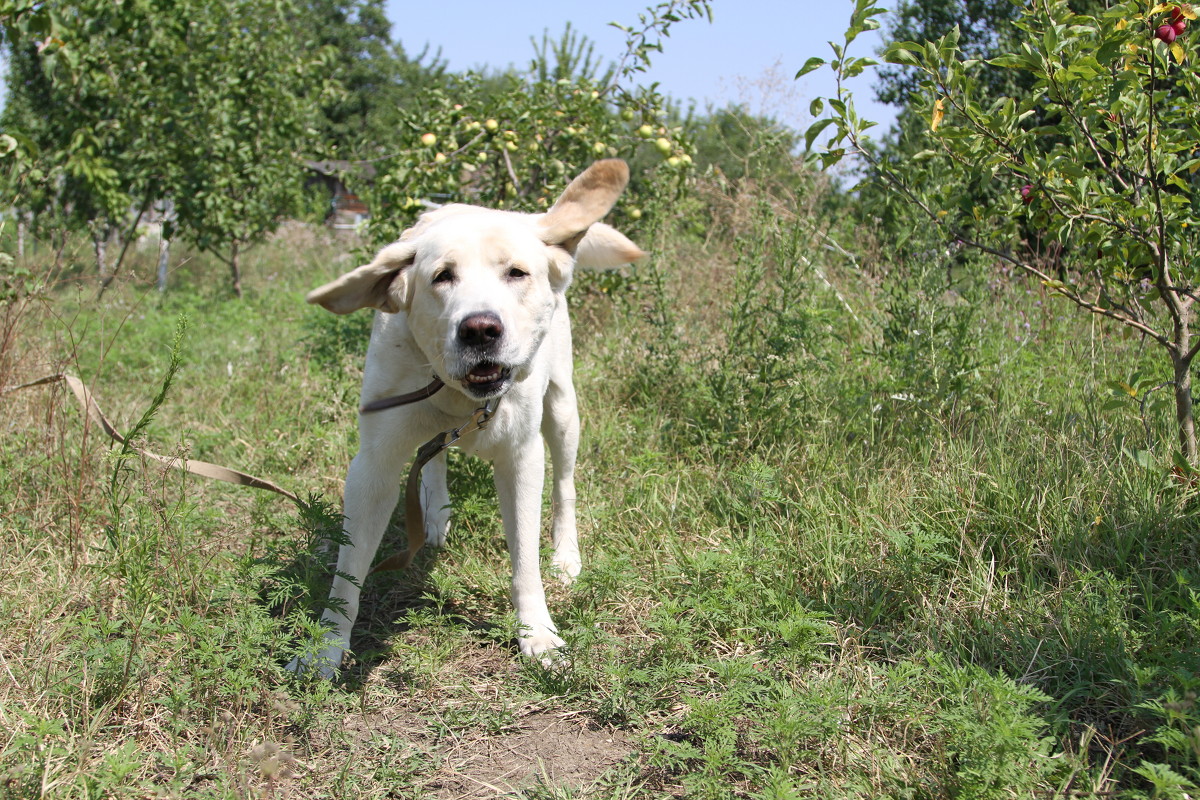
<box><xmin>290</xmin><ymin>161</ymin><xmax>643</xmax><ymax>677</ymax></box>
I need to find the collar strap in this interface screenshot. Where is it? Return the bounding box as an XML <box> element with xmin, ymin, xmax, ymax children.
<box><xmin>360</xmin><ymin>377</ymin><xmax>445</xmax><ymax>413</ymax></box>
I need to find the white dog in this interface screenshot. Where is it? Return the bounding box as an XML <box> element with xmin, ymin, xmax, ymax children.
<box><xmin>292</xmin><ymin>160</ymin><xmax>643</xmax><ymax>677</ymax></box>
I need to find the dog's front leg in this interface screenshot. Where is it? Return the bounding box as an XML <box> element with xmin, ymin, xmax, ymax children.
<box><xmin>493</xmin><ymin>438</ymin><xmax>565</xmax><ymax>662</ymax></box>
<box><xmin>288</xmin><ymin>444</ymin><xmax>404</xmax><ymax>678</ymax></box>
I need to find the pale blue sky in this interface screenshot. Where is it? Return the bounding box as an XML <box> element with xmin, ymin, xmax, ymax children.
<box><xmin>0</xmin><ymin>2</ymin><xmax>900</xmax><ymax>137</ymax></box>
<box><xmin>384</xmin><ymin>0</ymin><xmax>900</xmax><ymax>135</ymax></box>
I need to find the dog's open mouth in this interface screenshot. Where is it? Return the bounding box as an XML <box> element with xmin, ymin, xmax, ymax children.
<box><xmin>463</xmin><ymin>362</ymin><xmax>511</xmax><ymax>396</ymax></box>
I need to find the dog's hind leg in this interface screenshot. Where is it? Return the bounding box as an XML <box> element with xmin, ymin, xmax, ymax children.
<box><xmin>421</xmin><ymin>451</ymin><xmax>452</xmax><ymax>547</ymax></box>
<box><xmin>543</xmin><ymin>376</ymin><xmax>581</xmax><ymax>584</ymax></box>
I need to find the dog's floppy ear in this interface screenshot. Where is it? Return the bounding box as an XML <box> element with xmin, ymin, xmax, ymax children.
<box><xmin>306</xmin><ymin>240</ymin><xmax>417</xmax><ymax>314</ymax></box>
<box><xmin>574</xmin><ymin>223</ymin><xmax>646</xmax><ymax>269</ymax></box>
<box><xmin>538</xmin><ymin>159</ymin><xmax>630</xmax><ymax>253</ymax></box>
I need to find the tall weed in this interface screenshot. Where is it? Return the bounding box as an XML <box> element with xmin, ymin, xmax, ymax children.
<box><xmin>873</xmin><ymin>247</ymin><xmax>983</xmax><ymax>431</ymax></box>
<box><xmin>632</xmin><ymin>204</ymin><xmax>835</xmax><ymax>453</ymax></box>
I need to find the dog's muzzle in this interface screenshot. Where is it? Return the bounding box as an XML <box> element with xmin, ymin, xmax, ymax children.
<box><xmin>456</xmin><ymin>312</ymin><xmax>512</xmax><ymax>398</ymax></box>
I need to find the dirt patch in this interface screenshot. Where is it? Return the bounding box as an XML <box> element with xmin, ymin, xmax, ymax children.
<box><xmin>427</xmin><ymin>711</ymin><xmax>633</xmax><ymax>798</ymax></box>
<box><xmin>338</xmin><ymin>703</ymin><xmax>634</xmax><ymax>798</ymax></box>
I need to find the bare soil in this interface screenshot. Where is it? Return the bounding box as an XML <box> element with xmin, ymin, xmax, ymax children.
<box><xmin>425</xmin><ymin>710</ymin><xmax>633</xmax><ymax>798</ymax></box>
<box><xmin>338</xmin><ymin>703</ymin><xmax>635</xmax><ymax>798</ymax></box>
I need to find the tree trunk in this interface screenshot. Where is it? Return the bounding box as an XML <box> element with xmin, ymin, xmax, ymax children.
<box><xmin>1170</xmin><ymin>308</ymin><xmax>1198</xmax><ymax>465</ymax></box>
<box><xmin>16</xmin><ymin>214</ymin><xmax>26</xmax><ymax>260</ymax></box>
<box><xmin>229</xmin><ymin>242</ymin><xmax>242</xmax><ymax>298</ymax></box>
<box><xmin>54</xmin><ymin>230</ymin><xmax>68</xmax><ymax>272</ymax></box>
<box><xmin>93</xmin><ymin>226</ymin><xmax>110</xmax><ymax>280</ymax></box>
<box><xmin>154</xmin><ymin>199</ymin><xmax>174</xmax><ymax>293</ymax></box>
<box><xmin>97</xmin><ymin>200</ymin><xmax>153</xmax><ymax>300</ymax></box>
<box><xmin>1173</xmin><ymin>350</ymin><xmax>1197</xmax><ymax>466</ymax></box>
<box><xmin>156</xmin><ymin>235</ymin><xmax>171</xmax><ymax>292</ymax></box>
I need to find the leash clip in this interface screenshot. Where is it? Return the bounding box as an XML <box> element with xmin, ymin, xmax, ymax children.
<box><xmin>413</xmin><ymin>397</ymin><xmax>500</xmax><ymax>464</ymax></box>
<box><xmin>448</xmin><ymin>396</ymin><xmax>499</xmax><ymax>443</ymax></box>
<box><xmin>472</xmin><ymin>397</ymin><xmax>499</xmax><ymax>429</ymax></box>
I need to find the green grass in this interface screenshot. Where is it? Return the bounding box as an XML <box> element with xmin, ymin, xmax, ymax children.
<box><xmin>3</xmin><ymin>208</ymin><xmax>1200</xmax><ymax>799</ymax></box>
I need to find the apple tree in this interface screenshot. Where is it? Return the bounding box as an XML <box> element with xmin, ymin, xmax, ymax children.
<box><xmin>152</xmin><ymin>0</ymin><xmax>334</xmax><ymax>296</ymax></box>
<box><xmin>353</xmin><ymin>1</ymin><xmax>712</xmax><ymax>246</ymax></box>
<box><xmin>806</xmin><ymin>0</ymin><xmax>1200</xmax><ymax>467</ymax></box>
<box><xmin>3</xmin><ymin>0</ymin><xmax>333</xmax><ymax>295</ymax></box>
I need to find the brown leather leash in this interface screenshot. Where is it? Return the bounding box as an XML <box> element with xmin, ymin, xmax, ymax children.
<box><xmin>3</xmin><ymin>373</ymin><xmax>302</xmax><ymax>503</ymax></box>
<box><xmin>4</xmin><ymin>371</ymin><xmax>497</xmax><ymax>576</ymax></box>
<box><xmin>367</xmin><ymin>394</ymin><xmax>499</xmax><ymax>574</ymax></box>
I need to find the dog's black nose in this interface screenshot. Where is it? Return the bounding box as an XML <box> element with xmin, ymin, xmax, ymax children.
<box><xmin>457</xmin><ymin>313</ymin><xmax>503</xmax><ymax>347</ymax></box>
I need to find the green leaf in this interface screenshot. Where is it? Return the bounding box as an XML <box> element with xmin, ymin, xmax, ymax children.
<box><xmin>844</xmin><ymin>57</ymin><xmax>880</xmax><ymax>78</ymax></box>
<box><xmin>885</xmin><ymin>44</ymin><xmax>924</xmax><ymax>67</ymax></box>
<box><xmin>1062</xmin><ymin>63</ymin><xmax>1099</xmax><ymax>80</ymax></box>
<box><xmin>1106</xmin><ymin>379</ymin><xmax>1137</xmax><ymax>398</ymax></box>
<box><xmin>804</xmin><ymin>118</ymin><xmax>835</xmax><ymax>153</ymax></box>
<box><xmin>1122</xmin><ymin>447</ymin><xmax>1157</xmax><ymax>471</ymax></box>
<box><xmin>794</xmin><ymin>56</ymin><xmax>826</xmax><ymax>79</ymax></box>
<box><xmin>820</xmin><ymin>148</ymin><xmax>846</xmax><ymax>169</ymax></box>
<box><xmin>939</xmin><ymin>25</ymin><xmax>962</xmax><ymax>59</ymax></box>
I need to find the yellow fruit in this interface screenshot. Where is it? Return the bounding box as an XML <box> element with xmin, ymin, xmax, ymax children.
<box><xmin>667</xmin><ymin>156</ymin><xmax>682</xmax><ymax>168</ymax></box>
<box><xmin>654</xmin><ymin>137</ymin><xmax>672</xmax><ymax>156</ymax></box>
<box><xmin>628</xmin><ymin>208</ymin><xmax>643</xmax><ymax>220</ymax></box>
<box><xmin>434</xmin><ymin>152</ymin><xmax>446</xmax><ymax>163</ymax></box>
<box><xmin>420</xmin><ymin>132</ymin><xmax>437</xmax><ymax>147</ymax></box>
<box><xmin>485</xmin><ymin>119</ymin><xmax>499</xmax><ymax>132</ymax></box>
<box><xmin>593</xmin><ymin>141</ymin><xmax>607</xmax><ymax>154</ymax></box>
<box><xmin>637</xmin><ymin>124</ymin><xmax>654</xmax><ymax>138</ymax></box>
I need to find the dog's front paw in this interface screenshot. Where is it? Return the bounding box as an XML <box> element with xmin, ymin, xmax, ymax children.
<box><xmin>517</xmin><ymin>623</ymin><xmax>566</xmax><ymax>665</ymax></box>
<box><xmin>550</xmin><ymin>552</ymin><xmax>581</xmax><ymax>585</ymax></box>
<box><xmin>425</xmin><ymin>515</ymin><xmax>450</xmax><ymax>548</ymax></box>
<box><xmin>285</xmin><ymin>638</ymin><xmax>346</xmax><ymax>680</ymax></box>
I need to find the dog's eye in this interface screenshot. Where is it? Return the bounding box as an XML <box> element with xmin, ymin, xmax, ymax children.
<box><xmin>432</xmin><ymin>269</ymin><xmax>455</xmax><ymax>285</ymax></box>
<box><xmin>506</xmin><ymin>266</ymin><xmax>529</xmax><ymax>280</ymax></box>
